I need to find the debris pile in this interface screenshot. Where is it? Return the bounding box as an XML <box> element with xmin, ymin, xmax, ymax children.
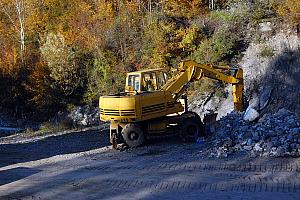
<box><xmin>209</xmin><ymin>108</ymin><xmax>300</xmax><ymax>158</ymax></box>
<box><xmin>68</xmin><ymin>105</ymin><xmax>100</xmax><ymax>127</ymax></box>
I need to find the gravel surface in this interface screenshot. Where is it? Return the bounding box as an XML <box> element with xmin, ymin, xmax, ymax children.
<box><xmin>1</xmin><ymin>126</ymin><xmax>300</xmax><ymax>200</ymax></box>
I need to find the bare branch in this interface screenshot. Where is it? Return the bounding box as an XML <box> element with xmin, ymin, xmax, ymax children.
<box><xmin>0</xmin><ymin>3</ymin><xmax>19</xmax><ymax>31</ymax></box>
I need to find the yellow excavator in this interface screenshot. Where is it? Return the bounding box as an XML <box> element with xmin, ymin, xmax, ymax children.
<box><xmin>99</xmin><ymin>60</ymin><xmax>244</xmax><ymax>147</ymax></box>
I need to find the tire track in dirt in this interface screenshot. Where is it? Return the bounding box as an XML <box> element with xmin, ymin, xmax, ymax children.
<box><xmin>83</xmin><ymin>162</ymin><xmax>300</xmax><ymax>173</ymax></box>
<box><xmin>100</xmin><ymin>179</ymin><xmax>300</xmax><ymax>193</ymax></box>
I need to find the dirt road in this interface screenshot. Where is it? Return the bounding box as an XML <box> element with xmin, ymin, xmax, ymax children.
<box><xmin>1</xmin><ymin>128</ymin><xmax>300</xmax><ymax>199</ymax></box>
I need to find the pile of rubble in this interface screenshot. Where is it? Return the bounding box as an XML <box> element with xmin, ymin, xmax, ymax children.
<box><xmin>208</xmin><ymin>108</ymin><xmax>300</xmax><ymax>158</ymax></box>
<box><xmin>68</xmin><ymin>105</ymin><xmax>100</xmax><ymax>127</ymax></box>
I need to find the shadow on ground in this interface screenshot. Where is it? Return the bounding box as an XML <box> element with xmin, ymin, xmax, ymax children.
<box><xmin>0</xmin><ymin>167</ymin><xmax>41</xmax><ymax>186</ymax></box>
<box><xmin>2</xmin><ymin>148</ymin><xmax>299</xmax><ymax>200</ymax></box>
<box><xmin>0</xmin><ymin>129</ymin><xmax>109</xmax><ymax>168</ymax></box>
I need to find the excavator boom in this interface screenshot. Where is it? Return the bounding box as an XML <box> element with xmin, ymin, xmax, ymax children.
<box><xmin>161</xmin><ymin>60</ymin><xmax>244</xmax><ymax>111</ymax></box>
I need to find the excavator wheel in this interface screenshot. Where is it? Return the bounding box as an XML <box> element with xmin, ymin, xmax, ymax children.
<box><xmin>121</xmin><ymin>123</ymin><xmax>145</xmax><ymax>147</ymax></box>
<box><xmin>180</xmin><ymin>116</ymin><xmax>205</xmax><ymax>142</ymax></box>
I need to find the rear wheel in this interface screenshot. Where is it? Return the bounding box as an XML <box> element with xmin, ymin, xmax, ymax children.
<box><xmin>180</xmin><ymin>116</ymin><xmax>205</xmax><ymax>142</ymax></box>
<box><xmin>122</xmin><ymin>123</ymin><xmax>145</xmax><ymax>147</ymax></box>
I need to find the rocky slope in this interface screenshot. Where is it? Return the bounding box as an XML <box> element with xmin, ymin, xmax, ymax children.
<box><xmin>190</xmin><ymin>23</ymin><xmax>300</xmax><ymax>119</ymax></box>
<box><xmin>241</xmin><ymin>28</ymin><xmax>300</xmax><ymax>114</ymax></box>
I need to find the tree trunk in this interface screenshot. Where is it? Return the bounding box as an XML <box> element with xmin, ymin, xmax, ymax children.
<box><xmin>16</xmin><ymin>0</ymin><xmax>25</xmax><ymax>66</ymax></box>
<box><xmin>1</xmin><ymin>0</ymin><xmax>26</xmax><ymax>67</ymax></box>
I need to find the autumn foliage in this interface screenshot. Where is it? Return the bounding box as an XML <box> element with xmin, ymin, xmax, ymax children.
<box><xmin>277</xmin><ymin>0</ymin><xmax>300</xmax><ymax>28</ymax></box>
<box><xmin>0</xmin><ymin>0</ymin><xmax>291</xmax><ymax>117</ymax></box>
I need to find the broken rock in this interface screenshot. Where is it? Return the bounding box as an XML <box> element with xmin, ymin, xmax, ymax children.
<box><xmin>253</xmin><ymin>143</ymin><xmax>263</xmax><ymax>152</ymax></box>
<box><xmin>209</xmin><ymin>107</ymin><xmax>300</xmax><ymax>158</ymax></box>
<box><xmin>243</xmin><ymin>145</ymin><xmax>252</xmax><ymax>151</ymax></box>
<box><xmin>259</xmin><ymin>86</ymin><xmax>272</xmax><ymax>110</ymax></box>
<box><xmin>243</xmin><ymin>107</ymin><xmax>259</xmax><ymax>122</ymax></box>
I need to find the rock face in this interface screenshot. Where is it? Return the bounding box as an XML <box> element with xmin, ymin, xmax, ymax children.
<box><xmin>190</xmin><ymin>27</ymin><xmax>300</xmax><ymax>121</ymax></box>
<box><xmin>68</xmin><ymin>105</ymin><xmax>100</xmax><ymax>127</ymax></box>
<box><xmin>240</xmin><ymin>31</ymin><xmax>300</xmax><ymax>112</ymax></box>
<box><xmin>189</xmin><ymin>85</ymin><xmax>234</xmax><ymax>120</ymax></box>
<box><xmin>241</xmin><ymin>32</ymin><xmax>300</xmax><ymax>92</ymax></box>
<box><xmin>208</xmin><ymin>108</ymin><xmax>300</xmax><ymax>158</ymax></box>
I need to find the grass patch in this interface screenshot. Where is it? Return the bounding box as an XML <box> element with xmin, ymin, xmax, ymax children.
<box><xmin>24</xmin><ymin>118</ymin><xmax>73</xmax><ymax>136</ymax></box>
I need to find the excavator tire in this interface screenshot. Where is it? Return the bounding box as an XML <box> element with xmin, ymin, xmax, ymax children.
<box><xmin>121</xmin><ymin>123</ymin><xmax>145</xmax><ymax>147</ymax></box>
<box><xmin>180</xmin><ymin>116</ymin><xmax>205</xmax><ymax>142</ymax></box>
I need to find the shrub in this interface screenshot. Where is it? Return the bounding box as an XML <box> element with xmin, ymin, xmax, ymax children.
<box><xmin>259</xmin><ymin>46</ymin><xmax>275</xmax><ymax>58</ymax></box>
<box><xmin>180</xmin><ymin>25</ymin><xmax>204</xmax><ymax>53</ymax></box>
<box><xmin>40</xmin><ymin>33</ymin><xmax>83</xmax><ymax>96</ymax></box>
<box><xmin>277</xmin><ymin>0</ymin><xmax>300</xmax><ymax>28</ymax></box>
<box><xmin>190</xmin><ymin>29</ymin><xmax>238</xmax><ymax>64</ymax></box>
<box><xmin>39</xmin><ymin>117</ymin><xmax>73</xmax><ymax>133</ymax></box>
<box><xmin>39</xmin><ymin>122</ymin><xmax>55</xmax><ymax>133</ymax></box>
<box><xmin>210</xmin><ymin>10</ymin><xmax>236</xmax><ymax>22</ymax></box>
<box><xmin>190</xmin><ymin>79</ymin><xmax>226</xmax><ymax>99</ymax></box>
<box><xmin>84</xmin><ymin>52</ymin><xmax>124</xmax><ymax>103</ymax></box>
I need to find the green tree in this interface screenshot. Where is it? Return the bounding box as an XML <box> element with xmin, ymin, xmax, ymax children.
<box><xmin>40</xmin><ymin>33</ymin><xmax>83</xmax><ymax>97</ymax></box>
<box><xmin>85</xmin><ymin>52</ymin><xmax>124</xmax><ymax>103</ymax></box>
<box><xmin>191</xmin><ymin>29</ymin><xmax>238</xmax><ymax>64</ymax></box>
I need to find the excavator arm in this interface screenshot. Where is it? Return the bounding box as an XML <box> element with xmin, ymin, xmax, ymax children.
<box><xmin>161</xmin><ymin>60</ymin><xmax>244</xmax><ymax>111</ymax></box>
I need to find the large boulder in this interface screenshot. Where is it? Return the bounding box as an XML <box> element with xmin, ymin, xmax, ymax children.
<box><xmin>243</xmin><ymin>86</ymin><xmax>273</xmax><ymax>122</ymax></box>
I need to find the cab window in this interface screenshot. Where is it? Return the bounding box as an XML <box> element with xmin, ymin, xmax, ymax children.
<box><xmin>127</xmin><ymin>75</ymin><xmax>140</xmax><ymax>91</ymax></box>
<box><xmin>157</xmin><ymin>71</ymin><xmax>167</xmax><ymax>89</ymax></box>
<box><xmin>142</xmin><ymin>72</ymin><xmax>157</xmax><ymax>91</ymax></box>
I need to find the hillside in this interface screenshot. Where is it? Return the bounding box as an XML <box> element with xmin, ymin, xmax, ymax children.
<box><xmin>0</xmin><ymin>0</ymin><xmax>298</xmax><ymax>117</ymax></box>
<box><xmin>190</xmin><ymin>25</ymin><xmax>300</xmax><ymax>119</ymax></box>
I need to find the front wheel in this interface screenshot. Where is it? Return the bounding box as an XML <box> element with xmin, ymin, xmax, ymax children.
<box><xmin>122</xmin><ymin>124</ymin><xmax>145</xmax><ymax>147</ymax></box>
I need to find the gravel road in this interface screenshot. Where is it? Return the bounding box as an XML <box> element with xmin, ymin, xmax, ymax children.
<box><xmin>0</xmin><ymin>128</ymin><xmax>300</xmax><ymax>200</ymax></box>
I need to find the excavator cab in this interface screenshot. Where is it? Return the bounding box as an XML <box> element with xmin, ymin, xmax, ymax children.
<box><xmin>125</xmin><ymin>68</ymin><xmax>168</xmax><ymax>93</ymax></box>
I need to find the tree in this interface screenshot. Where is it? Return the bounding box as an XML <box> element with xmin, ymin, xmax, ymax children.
<box><xmin>277</xmin><ymin>0</ymin><xmax>300</xmax><ymax>31</ymax></box>
<box><xmin>40</xmin><ymin>33</ymin><xmax>82</xmax><ymax>97</ymax></box>
<box><xmin>161</xmin><ymin>0</ymin><xmax>208</xmax><ymax>18</ymax></box>
<box><xmin>0</xmin><ymin>0</ymin><xmax>26</xmax><ymax>66</ymax></box>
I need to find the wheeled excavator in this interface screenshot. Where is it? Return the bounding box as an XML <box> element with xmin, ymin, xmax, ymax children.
<box><xmin>99</xmin><ymin>60</ymin><xmax>244</xmax><ymax>147</ymax></box>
